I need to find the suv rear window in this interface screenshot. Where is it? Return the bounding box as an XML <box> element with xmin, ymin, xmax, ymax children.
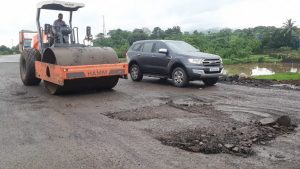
<box><xmin>131</xmin><ymin>43</ymin><xmax>142</xmax><ymax>51</ymax></box>
<box><xmin>142</xmin><ymin>42</ymin><xmax>154</xmax><ymax>53</ymax></box>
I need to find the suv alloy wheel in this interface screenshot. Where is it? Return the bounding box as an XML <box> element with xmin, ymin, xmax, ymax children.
<box><xmin>129</xmin><ymin>64</ymin><xmax>143</xmax><ymax>81</ymax></box>
<box><xmin>172</xmin><ymin>67</ymin><xmax>188</xmax><ymax>87</ymax></box>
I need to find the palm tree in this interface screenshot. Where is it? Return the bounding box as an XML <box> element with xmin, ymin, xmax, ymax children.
<box><xmin>282</xmin><ymin>19</ymin><xmax>297</xmax><ymax>47</ymax></box>
<box><xmin>282</xmin><ymin>19</ymin><xmax>297</xmax><ymax>35</ymax></box>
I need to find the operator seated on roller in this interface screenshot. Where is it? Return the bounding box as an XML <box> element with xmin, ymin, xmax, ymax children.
<box><xmin>53</xmin><ymin>13</ymin><xmax>70</xmax><ymax>44</ymax></box>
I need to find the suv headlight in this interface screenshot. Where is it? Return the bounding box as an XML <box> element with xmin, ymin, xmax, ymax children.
<box><xmin>188</xmin><ymin>58</ymin><xmax>204</xmax><ymax>64</ymax></box>
<box><xmin>220</xmin><ymin>58</ymin><xmax>223</xmax><ymax>64</ymax></box>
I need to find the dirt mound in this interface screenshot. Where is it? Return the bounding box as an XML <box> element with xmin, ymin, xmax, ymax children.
<box><xmin>157</xmin><ymin>116</ymin><xmax>297</xmax><ymax>157</ymax></box>
<box><xmin>219</xmin><ymin>75</ymin><xmax>300</xmax><ymax>90</ymax></box>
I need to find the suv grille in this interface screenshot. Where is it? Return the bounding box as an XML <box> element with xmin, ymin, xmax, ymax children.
<box><xmin>204</xmin><ymin>70</ymin><xmax>222</xmax><ymax>74</ymax></box>
<box><xmin>203</xmin><ymin>59</ymin><xmax>221</xmax><ymax>67</ymax></box>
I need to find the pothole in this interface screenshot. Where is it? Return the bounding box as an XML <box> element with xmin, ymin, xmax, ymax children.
<box><xmin>103</xmin><ymin>96</ymin><xmax>224</xmax><ymax>121</ymax></box>
<box><xmin>156</xmin><ymin>116</ymin><xmax>297</xmax><ymax>157</ymax></box>
<box><xmin>167</xmin><ymin>97</ymin><xmax>226</xmax><ymax>119</ymax></box>
<box><xmin>169</xmin><ymin>96</ymin><xmax>211</xmax><ymax>106</ymax></box>
<box><xmin>103</xmin><ymin>104</ymin><xmax>192</xmax><ymax>121</ymax></box>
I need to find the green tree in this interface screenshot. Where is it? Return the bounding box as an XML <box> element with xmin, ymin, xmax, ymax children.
<box><xmin>151</xmin><ymin>27</ymin><xmax>165</xmax><ymax>39</ymax></box>
<box><xmin>0</xmin><ymin>45</ymin><xmax>13</xmax><ymax>55</ymax></box>
<box><xmin>109</xmin><ymin>29</ymin><xmax>131</xmax><ymax>47</ymax></box>
<box><xmin>165</xmin><ymin>26</ymin><xmax>182</xmax><ymax>36</ymax></box>
<box><xmin>282</xmin><ymin>19</ymin><xmax>298</xmax><ymax>48</ymax></box>
<box><xmin>93</xmin><ymin>29</ymin><xmax>131</xmax><ymax>58</ymax></box>
<box><xmin>11</xmin><ymin>44</ymin><xmax>20</xmax><ymax>54</ymax></box>
<box><xmin>193</xmin><ymin>30</ymin><xmax>199</xmax><ymax>35</ymax></box>
<box><xmin>269</xmin><ymin>29</ymin><xmax>285</xmax><ymax>48</ymax></box>
<box><xmin>128</xmin><ymin>29</ymin><xmax>148</xmax><ymax>45</ymax></box>
<box><xmin>92</xmin><ymin>19</ymin><xmax>299</xmax><ymax>59</ymax></box>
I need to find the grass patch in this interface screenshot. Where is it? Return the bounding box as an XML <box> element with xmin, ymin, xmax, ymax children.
<box><xmin>263</xmin><ymin>49</ymin><xmax>300</xmax><ymax>62</ymax></box>
<box><xmin>118</xmin><ymin>57</ymin><xmax>127</xmax><ymax>63</ymax></box>
<box><xmin>223</xmin><ymin>55</ymin><xmax>282</xmax><ymax>65</ymax></box>
<box><xmin>254</xmin><ymin>73</ymin><xmax>300</xmax><ymax>81</ymax></box>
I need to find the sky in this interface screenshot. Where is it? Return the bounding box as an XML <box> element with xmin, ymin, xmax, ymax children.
<box><xmin>0</xmin><ymin>0</ymin><xmax>299</xmax><ymax>47</ymax></box>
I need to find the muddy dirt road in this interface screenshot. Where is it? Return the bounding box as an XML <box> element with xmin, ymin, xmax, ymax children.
<box><xmin>0</xmin><ymin>60</ymin><xmax>299</xmax><ymax>169</ymax></box>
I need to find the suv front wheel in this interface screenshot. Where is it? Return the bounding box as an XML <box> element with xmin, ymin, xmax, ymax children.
<box><xmin>202</xmin><ymin>77</ymin><xmax>219</xmax><ymax>86</ymax></box>
<box><xmin>172</xmin><ymin>67</ymin><xmax>188</xmax><ymax>87</ymax></box>
<box><xmin>129</xmin><ymin>64</ymin><xmax>143</xmax><ymax>81</ymax></box>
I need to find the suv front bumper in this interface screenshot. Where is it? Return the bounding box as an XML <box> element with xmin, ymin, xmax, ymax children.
<box><xmin>185</xmin><ymin>65</ymin><xmax>224</xmax><ymax>80</ymax></box>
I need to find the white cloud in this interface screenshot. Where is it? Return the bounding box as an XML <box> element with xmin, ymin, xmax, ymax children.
<box><xmin>218</xmin><ymin>0</ymin><xmax>300</xmax><ymax>28</ymax></box>
<box><xmin>0</xmin><ymin>0</ymin><xmax>299</xmax><ymax>47</ymax></box>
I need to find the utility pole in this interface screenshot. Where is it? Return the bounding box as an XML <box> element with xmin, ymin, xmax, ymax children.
<box><xmin>103</xmin><ymin>15</ymin><xmax>106</xmax><ymax>37</ymax></box>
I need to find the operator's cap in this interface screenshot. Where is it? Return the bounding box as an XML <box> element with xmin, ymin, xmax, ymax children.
<box><xmin>58</xmin><ymin>13</ymin><xmax>63</xmax><ymax>16</ymax></box>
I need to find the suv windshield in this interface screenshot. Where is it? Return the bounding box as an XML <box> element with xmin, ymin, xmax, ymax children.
<box><xmin>165</xmin><ymin>41</ymin><xmax>199</xmax><ymax>53</ymax></box>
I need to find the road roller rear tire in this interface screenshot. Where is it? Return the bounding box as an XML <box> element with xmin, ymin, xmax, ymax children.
<box><xmin>20</xmin><ymin>49</ymin><xmax>41</xmax><ymax>86</ymax></box>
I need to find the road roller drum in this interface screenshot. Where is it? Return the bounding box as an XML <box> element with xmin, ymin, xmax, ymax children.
<box><xmin>42</xmin><ymin>47</ymin><xmax>119</xmax><ymax>66</ymax></box>
<box><xmin>41</xmin><ymin>47</ymin><xmax>122</xmax><ymax>94</ymax></box>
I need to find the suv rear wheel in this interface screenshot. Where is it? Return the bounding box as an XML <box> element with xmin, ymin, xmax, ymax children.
<box><xmin>202</xmin><ymin>77</ymin><xmax>219</xmax><ymax>86</ymax></box>
<box><xmin>172</xmin><ymin>67</ymin><xmax>188</xmax><ymax>87</ymax></box>
<box><xmin>129</xmin><ymin>64</ymin><xmax>143</xmax><ymax>81</ymax></box>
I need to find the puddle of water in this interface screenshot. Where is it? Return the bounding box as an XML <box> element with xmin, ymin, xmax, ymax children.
<box><xmin>251</xmin><ymin>67</ymin><xmax>275</xmax><ymax>76</ymax></box>
<box><xmin>224</xmin><ymin>63</ymin><xmax>300</xmax><ymax>76</ymax></box>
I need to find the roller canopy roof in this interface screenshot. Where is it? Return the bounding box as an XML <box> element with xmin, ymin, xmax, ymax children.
<box><xmin>37</xmin><ymin>0</ymin><xmax>85</xmax><ymax>11</ymax></box>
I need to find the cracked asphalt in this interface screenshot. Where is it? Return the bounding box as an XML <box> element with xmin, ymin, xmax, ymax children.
<box><xmin>0</xmin><ymin>55</ymin><xmax>299</xmax><ymax>169</ymax></box>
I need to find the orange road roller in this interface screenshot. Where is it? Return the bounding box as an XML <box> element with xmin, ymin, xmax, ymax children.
<box><xmin>19</xmin><ymin>1</ymin><xmax>128</xmax><ymax>94</ymax></box>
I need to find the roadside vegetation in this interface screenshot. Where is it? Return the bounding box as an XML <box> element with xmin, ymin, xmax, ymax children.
<box><xmin>2</xmin><ymin>19</ymin><xmax>300</xmax><ymax>66</ymax></box>
<box><xmin>0</xmin><ymin>45</ymin><xmax>19</xmax><ymax>55</ymax></box>
<box><xmin>254</xmin><ymin>73</ymin><xmax>300</xmax><ymax>81</ymax></box>
<box><xmin>222</xmin><ymin>55</ymin><xmax>282</xmax><ymax>65</ymax></box>
<box><xmin>93</xmin><ymin>19</ymin><xmax>300</xmax><ymax>65</ymax></box>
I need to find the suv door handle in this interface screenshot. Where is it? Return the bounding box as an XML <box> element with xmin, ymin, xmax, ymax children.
<box><xmin>151</xmin><ymin>55</ymin><xmax>156</xmax><ymax>57</ymax></box>
<box><xmin>137</xmin><ymin>54</ymin><xmax>141</xmax><ymax>56</ymax></box>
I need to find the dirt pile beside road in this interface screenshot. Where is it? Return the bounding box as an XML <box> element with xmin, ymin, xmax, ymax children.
<box><xmin>157</xmin><ymin>116</ymin><xmax>297</xmax><ymax>157</ymax></box>
<box><xmin>219</xmin><ymin>75</ymin><xmax>300</xmax><ymax>90</ymax></box>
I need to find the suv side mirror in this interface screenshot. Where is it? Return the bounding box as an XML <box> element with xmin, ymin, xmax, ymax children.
<box><xmin>159</xmin><ymin>48</ymin><xmax>168</xmax><ymax>54</ymax></box>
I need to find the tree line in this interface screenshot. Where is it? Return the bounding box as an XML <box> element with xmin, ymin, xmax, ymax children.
<box><xmin>93</xmin><ymin>19</ymin><xmax>300</xmax><ymax>60</ymax></box>
<box><xmin>1</xmin><ymin>19</ymin><xmax>299</xmax><ymax>60</ymax></box>
<box><xmin>0</xmin><ymin>45</ymin><xmax>19</xmax><ymax>55</ymax></box>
